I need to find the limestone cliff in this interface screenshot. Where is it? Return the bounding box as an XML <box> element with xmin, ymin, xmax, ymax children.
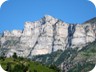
<box><xmin>0</xmin><ymin>15</ymin><xmax>96</xmax><ymax>57</ymax></box>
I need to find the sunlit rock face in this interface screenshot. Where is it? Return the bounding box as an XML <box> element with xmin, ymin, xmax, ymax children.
<box><xmin>0</xmin><ymin>15</ymin><xmax>96</xmax><ymax>57</ymax></box>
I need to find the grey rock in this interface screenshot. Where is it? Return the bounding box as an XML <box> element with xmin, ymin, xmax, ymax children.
<box><xmin>0</xmin><ymin>15</ymin><xmax>96</xmax><ymax>57</ymax></box>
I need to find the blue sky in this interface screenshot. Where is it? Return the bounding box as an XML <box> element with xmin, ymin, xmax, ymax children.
<box><xmin>0</xmin><ymin>0</ymin><xmax>96</xmax><ymax>32</ymax></box>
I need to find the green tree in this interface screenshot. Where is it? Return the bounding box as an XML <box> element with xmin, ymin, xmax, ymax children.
<box><xmin>23</xmin><ymin>65</ymin><xmax>29</xmax><ymax>72</ymax></box>
<box><xmin>12</xmin><ymin>64</ymin><xmax>23</xmax><ymax>72</ymax></box>
<box><xmin>33</xmin><ymin>69</ymin><xmax>37</xmax><ymax>72</ymax></box>
<box><xmin>6</xmin><ymin>62</ymin><xmax>12</xmax><ymax>72</ymax></box>
<box><xmin>49</xmin><ymin>65</ymin><xmax>61</xmax><ymax>72</ymax></box>
<box><xmin>12</xmin><ymin>52</ymin><xmax>17</xmax><ymax>60</ymax></box>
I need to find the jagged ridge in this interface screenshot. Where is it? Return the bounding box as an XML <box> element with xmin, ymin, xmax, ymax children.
<box><xmin>0</xmin><ymin>15</ymin><xmax>96</xmax><ymax>58</ymax></box>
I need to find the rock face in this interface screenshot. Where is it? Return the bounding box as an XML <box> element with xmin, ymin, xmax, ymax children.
<box><xmin>0</xmin><ymin>15</ymin><xmax>96</xmax><ymax>57</ymax></box>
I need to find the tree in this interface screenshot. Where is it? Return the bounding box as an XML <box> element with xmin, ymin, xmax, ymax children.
<box><xmin>49</xmin><ymin>65</ymin><xmax>61</xmax><ymax>72</ymax></box>
<box><xmin>33</xmin><ymin>69</ymin><xmax>37</xmax><ymax>72</ymax></box>
<box><xmin>23</xmin><ymin>65</ymin><xmax>29</xmax><ymax>72</ymax></box>
<box><xmin>12</xmin><ymin>52</ymin><xmax>17</xmax><ymax>60</ymax></box>
<box><xmin>12</xmin><ymin>64</ymin><xmax>23</xmax><ymax>72</ymax></box>
<box><xmin>12</xmin><ymin>63</ymin><xmax>29</xmax><ymax>72</ymax></box>
<box><xmin>6</xmin><ymin>62</ymin><xmax>12</xmax><ymax>72</ymax></box>
<box><xmin>0</xmin><ymin>56</ymin><xmax>5</xmax><ymax>61</ymax></box>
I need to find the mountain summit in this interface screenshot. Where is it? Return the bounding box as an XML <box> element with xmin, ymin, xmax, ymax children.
<box><xmin>0</xmin><ymin>15</ymin><xmax>96</xmax><ymax>57</ymax></box>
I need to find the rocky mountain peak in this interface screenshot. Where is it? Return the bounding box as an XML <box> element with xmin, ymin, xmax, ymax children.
<box><xmin>40</xmin><ymin>15</ymin><xmax>58</xmax><ymax>25</ymax></box>
<box><xmin>44</xmin><ymin>15</ymin><xmax>56</xmax><ymax>20</ymax></box>
<box><xmin>0</xmin><ymin>16</ymin><xmax>96</xmax><ymax>57</ymax></box>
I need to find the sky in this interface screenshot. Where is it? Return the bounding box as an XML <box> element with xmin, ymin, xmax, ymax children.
<box><xmin>0</xmin><ymin>0</ymin><xmax>96</xmax><ymax>32</ymax></box>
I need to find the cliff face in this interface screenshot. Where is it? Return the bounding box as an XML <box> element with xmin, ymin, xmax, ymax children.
<box><xmin>0</xmin><ymin>15</ymin><xmax>96</xmax><ymax>57</ymax></box>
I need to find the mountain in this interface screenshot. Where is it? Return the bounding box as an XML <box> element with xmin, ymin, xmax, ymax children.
<box><xmin>0</xmin><ymin>15</ymin><xmax>96</xmax><ymax>71</ymax></box>
<box><xmin>31</xmin><ymin>40</ymin><xmax>96</xmax><ymax>72</ymax></box>
<box><xmin>0</xmin><ymin>15</ymin><xmax>96</xmax><ymax>57</ymax></box>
